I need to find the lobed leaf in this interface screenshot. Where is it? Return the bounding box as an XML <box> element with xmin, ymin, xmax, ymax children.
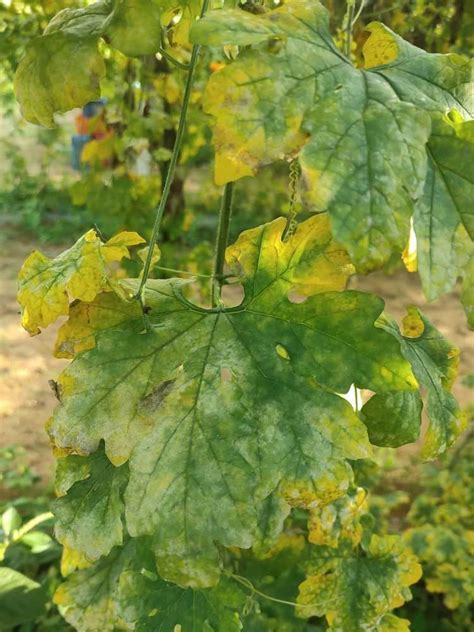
<box><xmin>296</xmin><ymin>534</ymin><xmax>422</xmax><ymax>631</ymax></box>
<box><xmin>53</xmin><ymin>449</ymin><xmax>128</xmax><ymax>562</ymax></box>
<box><xmin>378</xmin><ymin>307</ymin><xmax>465</xmax><ymax>459</ymax></box>
<box><xmin>191</xmin><ymin>0</ymin><xmax>473</xmax><ymax>273</ymax></box>
<box><xmin>48</xmin><ymin>215</ymin><xmax>417</xmax><ymax>587</ymax></box>
<box><xmin>55</xmin><ymin>538</ymin><xmax>246</xmax><ymax>631</ymax></box>
<box><xmin>17</xmin><ymin>229</ymin><xmax>144</xmax><ymax>335</ymax></box>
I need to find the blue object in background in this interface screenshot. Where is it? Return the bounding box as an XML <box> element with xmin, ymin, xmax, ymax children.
<box><xmin>71</xmin><ymin>134</ymin><xmax>91</xmax><ymax>171</ymax></box>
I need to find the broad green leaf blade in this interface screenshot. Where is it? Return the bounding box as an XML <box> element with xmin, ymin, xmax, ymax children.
<box><xmin>361</xmin><ymin>390</ymin><xmax>422</xmax><ymax>448</ymax></box>
<box><xmin>191</xmin><ymin>0</ymin><xmax>472</xmax><ymax>272</ymax></box>
<box><xmin>413</xmin><ymin>113</ymin><xmax>474</xmax><ymax>312</ymax></box>
<box><xmin>55</xmin><ymin>539</ymin><xmax>246</xmax><ymax>632</ymax></box>
<box><xmin>53</xmin><ymin>450</ymin><xmax>128</xmax><ymax>562</ymax></box>
<box><xmin>296</xmin><ymin>535</ymin><xmax>422</xmax><ymax>630</ymax></box>
<box><xmin>14</xmin><ymin>32</ymin><xmax>105</xmax><ymax>127</ymax></box>
<box><xmin>379</xmin><ymin>307</ymin><xmax>466</xmax><ymax>459</ymax></box>
<box><xmin>48</xmin><ymin>217</ymin><xmax>417</xmax><ymax>587</ymax></box>
<box><xmin>104</xmin><ymin>0</ymin><xmax>162</xmax><ymax>57</ymax></box>
<box><xmin>363</xmin><ymin>23</ymin><xmax>473</xmax><ymax>117</ymax></box>
<box><xmin>0</xmin><ymin>567</ymin><xmax>46</xmax><ymax>627</ymax></box>
<box><xmin>299</xmin><ymin>85</ymin><xmax>430</xmax><ymax>270</ymax></box>
<box><xmin>17</xmin><ymin>229</ymin><xmax>144</xmax><ymax>335</ymax></box>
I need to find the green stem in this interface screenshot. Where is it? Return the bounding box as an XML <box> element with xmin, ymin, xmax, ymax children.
<box><xmin>14</xmin><ymin>512</ymin><xmax>53</xmax><ymax>541</ymax></box>
<box><xmin>157</xmin><ymin>46</ymin><xmax>190</xmax><ymax>71</ymax></box>
<box><xmin>211</xmin><ymin>182</ymin><xmax>235</xmax><ymax>307</ymax></box>
<box><xmin>345</xmin><ymin>1</ymin><xmax>355</xmax><ymax>59</ymax></box>
<box><xmin>137</xmin><ymin>0</ymin><xmax>210</xmax><ymax>303</ymax></box>
<box><xmin>352</xmin><ymin>0</ymin><xmax>366</xmax><ymax>26</ymax></box>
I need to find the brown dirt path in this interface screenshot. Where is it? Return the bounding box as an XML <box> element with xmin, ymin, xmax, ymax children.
<box><xmin>0</xmin><ymin>240</ymin><xmax>472</xmax><ymax>487</ymax></box>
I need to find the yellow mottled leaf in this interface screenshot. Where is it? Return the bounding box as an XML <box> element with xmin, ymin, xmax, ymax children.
<box><xmin>308</xmin><ymin>487</ymin><xmax>368</xmax><ymax>547</ymax></box>
<box><xmin>363</xmin><ymin>22</ymin><xmax>400</xmax><ymax>69</ymax></box>
<box><xmin>60</xmin><ymin>545</ymin><xmax>92</xmax><ymax>577</ymax></box>
<box><xmin>226</xmin><ymin>214</ymin><xmax>355</xmax><ymax>298</ymax></box>
<box><xmin>402</xmin><ymin>306</ymin><xmax>425</xmax><ymax>338</ymax></box>
<box><xmin>17</xmin><ymin>230</ymin><xmax>144</xmax><ymax>335</ymax></box>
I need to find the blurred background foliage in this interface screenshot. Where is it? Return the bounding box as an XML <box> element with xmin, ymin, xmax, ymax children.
<box><xmin>0</xmin><ymin>1</ymin><xmax>473</xmax><ymax>629</ymax></box>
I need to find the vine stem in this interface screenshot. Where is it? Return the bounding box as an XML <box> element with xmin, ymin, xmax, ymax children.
<box><xmin>136</xmin><ymin>0</ymin><xmax>210</xmax><ymax>304</ymax></box>
<box><xmin>211</xmin><ymin>182</ymin><xmax>235</xmax><ymax>307</ymax></box>
<box><xmin>344</xmin><ymin>0</ymin><xmax>355</xmax><ymax>59</ymax></box>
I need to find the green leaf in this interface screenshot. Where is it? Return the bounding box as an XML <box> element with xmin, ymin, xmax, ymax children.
<box><xmin>413</xmin><ymin>112</ymin><xmax>474</xmax><ymax>322</ymax></box>
<box><xmin>13</xmin><ymin>0</ymin><xmax>183</xmax><ymax>125</ymax></box>
<box><xmin>0</xmin><ymin>567</ymin><xmax>46</xmax><ymax>627</ymax></box>
<box><xmin>191</xmin><ymin>0</ymin><xmax>472</xmax><ymax>272</ymax></box>
<box><xmin>52</xmin><ymin>449</ymin><xmax>128</xmax><ymax>562</ymax></box>
<box><xmin>379</xmin><ymin>307</ymin><xmax>466</xmax><ymax>459</ymax></box>
<box><xmin>362</xmin><ymin>23</ymin><xmax>472</xmax><ymax>117</ymax></box>
<box><xmin>104</xmin><ymin>0</ymin><xmax>162</xmax><ymax>57</ymax></box>
<box><xmin>48</xmin><ymin>216</ymin><xmax>416</xmax><ymax>587</ymax></box>
<box><xmin>17</xmin><ymin>229</ymin><xmax>144</xmax><ymax>335</ymax></box>
<box><xmin>296</xmin><ymin>534</ymin><xmax>422</xmax><ymax>630</ymax></box>
<box><xmin>361</xmin><ymin>390</ymin><xmax>423</xmax><ymax>448</ymax></box>
<box><xmin>55</xmin><ymin>539</ymin><xmax>246</xmax><ymax>632</ymax></box>
<box><xmin>14</xmin><ymin>31</ymin><xmax>105</xmax><ymax>127</ymax></box>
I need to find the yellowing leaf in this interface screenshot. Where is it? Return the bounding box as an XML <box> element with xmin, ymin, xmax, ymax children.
<box><xmin>363</xmin><ymin>22</ymin><xmax>400</xmax><ymax>69</ymax></box>
<box><xmin>308</xmin><ymin>487</ymin><xmax>368</xmax><ymax>548</ymax></box>
<box><xmin>14</xmin><ymin>0</ymin><xmax>201</xmax><ymax>125</ymax></box>
<box><xmin>47</xmin><ymin>217</ymin><xmax>418</xmax><ymax>587</ymax></box>
<box><xmin>14</xmin><ymin>32</ymin><xmax>105</xmax><ymax>127</ymax></box>
<box><xmin>55</xmin><ymin>539</ymin><xmax>246</xmax><ymax>632</ymax></box>
<box><xmin>226</xmin><ymin>214</ymin><xmax>354</xmax><ymax>297</ymax></box>
<box><xmin>297</xmin><ymin>534</ymin><xmax>422</xmax><ymax>630</ymax></box>
<box><xmin>379</xmin><ymin>308</ymin><xmax>465</xmax><ymax>459</ymax></box>
<box><xmin>54</xmin><ymin>292</ymin><xmax>142</xmax><ymax>359</ymax></box>
<box><xmin>191</xmin><ymin>1</ymin><xmax>472</xmax><ymax>273</ymax></box>
<box><xmin>17</xmin><ymin>230</ymin><xmax>144</xmax><ymax>335</ymax></box>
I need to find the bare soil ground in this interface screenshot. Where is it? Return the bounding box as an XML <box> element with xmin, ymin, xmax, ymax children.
<box><xmin>0</xmin><ymin>239</ymin><xmax>472</xmax><ymax>488</ymax></box>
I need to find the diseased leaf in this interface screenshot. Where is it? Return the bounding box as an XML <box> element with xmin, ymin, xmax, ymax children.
<box><xmin>191</xmin><ymin>0</ymin><xmax>472</xmax><ymax>271</ymax></box>
<box><xmin>362</xmin><ymin>23</ymin><xmax>473</xmax><ymax>116</ymax></box>
<box><xmin>379</xmin><ymin>307</ymin><xmax>466</xmax><ymax>459</ymax></box>
<box><xmin>17</xmin><ymin>229</ymin><xmax>144</xmax><ymax>335</ymax></box>
<box><xmin>307</xmin><ymin>487</ymin><xmax>368</xmax><ymax>548</ymax></box>
<box><xmin>53</xmin><ymin>449</ymin><xmax>128</xmax><ymax>562</ymax></box>
<box><xmin>55</xmin><ymin>539</ymin><xmax>246</xmax><ymax>632</ymax></box>
<box><xmin>296</xmin><ymin>534</ymin><xmax>422</xmax><ymax>630</ymax></box>
<box><xmin>47</xmin><ymin>216</ymin><xmax>416</xmax><ymax>587</ymax></box>
<box><xmin>413</xmin><ymin>112</ymin><xmax>474</xmax><ymax>321</ymax></box>
<box><xmin>54</xmin><ymin>292</ymin><xmax>143</xmax><ymax>359</ymax></box>
<box><xmin>226</xmin><ymin>213</ymin><xmax>355</xmax><ymax>297</ymax></box>
<box><xmin>380</xmin><ymin>614</ymin><xmax>411</xmax><ymax>632</ymax></box>
<box><xmin>361</xmin><ymin>390</ymin><xmax>423</xmax><ymax>448</ymax></box>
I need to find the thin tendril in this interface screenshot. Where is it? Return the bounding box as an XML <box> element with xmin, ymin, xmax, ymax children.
<box><xmin>226</xmin><ymin>571</ymin><xmax>327</xmax><ymax>611</ymax></box>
